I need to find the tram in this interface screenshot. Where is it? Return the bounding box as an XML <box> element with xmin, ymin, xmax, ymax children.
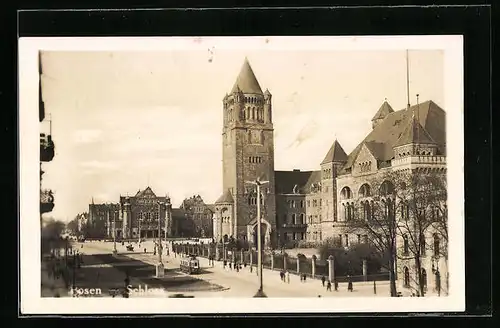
<box><xmin>179</xmin><ymin>255</ymin><xmax>201</xmax><ymax>274</ymax></box>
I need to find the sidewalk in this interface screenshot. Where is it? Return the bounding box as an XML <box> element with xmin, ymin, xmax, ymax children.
<box><xmin>193</xmin><ymin>254</ymin><xmax>390</xmax><ymax>297</ymax></box>
<box><xmin>82</xmin><ymin>241</ymin><xmax>391</xmax><ymax>297</ymax></box>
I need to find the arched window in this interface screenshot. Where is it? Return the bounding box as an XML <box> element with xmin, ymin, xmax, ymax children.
<box><xmin>379</xmin><ymin>180</ymin><xmax>395</xmax><ymax>196</ymax></box>
<box><xmin>341</xmin><ymin>187</ymin><xmax>352</xmax><ymax>200</ymax></box>
<box><xmin>403</xmin><ymin>234</ymin><xmax>409</xmax><ymax>255</ymax></box>
<box><xmin>401</xmin><ymin>202</ymin><xmax>409</xmax><ymax>220</ymax></box>
<box><xmin>292</xmin><ymin>213</ymin><xmax>297</xmax><ymax>224</ymax></box>
<box><xmin>421</xmin><ymin>268</ymin><xmax>428</xmax><ymax>291</ymax></box>
<box><xmin>420</xmin><ymin>234</ymin><xmax>426</xmax><ymax>256</ymax></box>
<box><xmin>403</xmin><ymin>267</ymin><xmax>410</xmax><ymax>287</ymax></box>
<box><xmin>300</xmin><ymin>213</ymin><xmax>305</xmax><ymax>224</ymax></box>
<box><xmin>433</xmin><ymin>234</ymin><xmax>440</xmax><ymax>257</ymax></box>
<box><xmin>359</xmin><ymin>184</ymin><xmax>371</xmax><ymax>197</ymax></box>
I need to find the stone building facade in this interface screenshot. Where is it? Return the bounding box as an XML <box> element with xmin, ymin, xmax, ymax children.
<box><xmin>89</xmin><ymin>186</ymin><xmax>173</xmax><ymax>239</ymax></box>
<box><xmin>213</xmin><ymin>59</ymin><xmax>447</xmax><ymax>290</ymax></box>
<box><xmin>334</xmin><ymin>100</ymin><xmax>447</xmax><ymax>295</ymax></box>
<box><xmin>179</xmin><ymin>195</ymin><xmax>214</xmax><ymax>238</ymax></box>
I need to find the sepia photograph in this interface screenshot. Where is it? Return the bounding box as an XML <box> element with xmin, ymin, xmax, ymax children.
<box><xmin>19</xmin><ymin>35</ymin><xmax>464</xmax><ymax>314</ymax></box>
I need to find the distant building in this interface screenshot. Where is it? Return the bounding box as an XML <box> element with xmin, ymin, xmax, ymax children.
<box><xmin>89</xmin><ymin>186</ymin><xmax>173</xmax><ymax>239</ymax></box>
<box><xmin>179</xmin><ymin>195</ymin><xmax>214</xmax><ymax>238</ymax></box>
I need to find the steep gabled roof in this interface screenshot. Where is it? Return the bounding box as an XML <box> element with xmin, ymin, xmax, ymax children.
<box><xmin>320</xmin><ymin>139</ymin><xmax>348</xmax><ymax>164</ymax></box>
<box><xmin>371</xmin><ymin>100</ymin><xmax>395</xmax><ymax>121</ymax></box>
<box><xmin>231</xmin><ymin>58</ymin><xmax>263</xmax><ymax>94</ymax></box>
<box><xmin>394</xmin><ymin>115</ymin><xmax>437</xmax><ymax>147</ymax></box>
<box><xmin>135</xmin><ymin>186</ymin><xmax>157</xmax><ymax>198</ymax></box>
<box><xmin>341</xmin><ymin>100</ymin><xmax>446</xmax><ymax>173</ymax></box>
<box><xmin>215</xmin><ymin>189</ymin><xmax>234</xmax><ymax>204</ymax></box>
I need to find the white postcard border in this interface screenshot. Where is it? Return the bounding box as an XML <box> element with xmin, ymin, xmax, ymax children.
<box><xmin>19</xmin><ymin>35</ymin><xmax>465</xmax><ymax>314</ymax></box>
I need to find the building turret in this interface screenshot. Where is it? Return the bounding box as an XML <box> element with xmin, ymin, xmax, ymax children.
<box><xmin>264</xmin><ymin>88</ymin><xmax>272</xmax><ymax>123</ymax></box>
<box><xmin>371</xmin><ymin>99</ymin><xmax>394</xmax><ymax>129</ymax></box>
<box><xmin>320</xmin><ymin>139</ymin><xmax>348</xmax><ymax>234</ymax></box>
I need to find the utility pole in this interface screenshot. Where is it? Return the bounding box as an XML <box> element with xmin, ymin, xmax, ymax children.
<box><xmin>246</xmin><ymin>178</ymin><xmax>269</xmax><ymax>298</ymax></box>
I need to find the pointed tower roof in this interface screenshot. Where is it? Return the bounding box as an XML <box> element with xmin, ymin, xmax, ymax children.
<box><xmin>135</xmin><ymin>186</ymin><xmax>157</xmax><ymax>198</ymax></box>
<box><xmin>215</xmin><ymin>189</ymin><xmax>234</xmax><ymax>204</ymax></box>
<box><xmin>394</xmin><ymin>116</ymin><xmax>437</xmax><ymax>147</ymax></box>
<box><xmin>372</xmin><ymin>100</ymin><xmax>395</xmax><ymax>121</ymax></box>
<box><xmin>231</xmin><ymin>58</ymin><xmax>263</xmax><ymax>94</ymax></box>
<box><xmin>321</xmin><ymin>139</ymin><xmax>348</xmax><ymax>165</ymax></box>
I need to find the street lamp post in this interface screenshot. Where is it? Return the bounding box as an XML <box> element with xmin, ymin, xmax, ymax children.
<box><xmin>112</xmin><ymin>208</ymin><xmax>117</xmax><ymax>255</ymax></box>
<box><xmin>246</xmin><ymin>178</ymin><xmax>269</xmax><ymax>298</ymax></box>
<box><xmin>138</xmin><ymin>211</ymin><xmax>142</xmax><ymax>244</ymax></box>
<box><xmin>158</xmin><ymin>201</ymin><xmax>163</xmax><ymax>265</ymax></box>
<box><xmin>156</xmin><ymin>201</ymin><xmax>164</xmax><ymax>278</ymax></box>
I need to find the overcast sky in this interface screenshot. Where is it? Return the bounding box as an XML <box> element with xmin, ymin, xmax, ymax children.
<box><xmin>39</xmin><ymin>45</ymin><xmax>444</xmax><ymax>221</ymax></box>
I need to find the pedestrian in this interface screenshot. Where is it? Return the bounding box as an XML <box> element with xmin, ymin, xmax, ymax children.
<box><xmin>280</xmin><ymin>271</ymin><xmax>284</xmax><ymax>281</ymax></box>
<box><xmin>286</xmin><ymin>270</ymin><xmax>290</xmax><ymax>284</ymax></box>
<box><xmin>303</xmin><ymin>274</ymin><xmax>307</xmax><ymax>282</ymax></box>
<box><xmin>236</xmin><ymin>264</ymin><xmax>239</xmax><ymax>272</ymax></box>
<box><xmin>348</xmin><ymin>277</ymin><xmax>353</xmax><ymax>292</ymax></box>
<box><xmin>144</xmin><ymin>248</ymin><xmax>147</xmax><ymax>253</ymax></box>
<box><xmin>229</xmin><ymin>262</ymin><xmax>232</xmax><ymax>270</ymax></box>
<box><xmin>334</xmin><ymin>279</ymin><xmax>339</xmax><ymax>291</ymax></box>
<box><xmin>321</xmin><ymin>275</ymin><xmax>326</xmax><ymax>287</ymax></box>
<box><xmin>223</xmin><ymin>260</ymin><xmax>227</xmax><ymax>269</ymax></box>
<box><xmin>326</xmin><ymin>281</ymin><xmax>332</xmax><ymax>291</ymax></box>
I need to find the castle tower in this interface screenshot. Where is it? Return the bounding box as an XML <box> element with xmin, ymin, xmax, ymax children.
<box><xmin>220</xmin><ymin>58</ymin><xmax>276</xmax><ymax>247</ymax></box>
<box><xmin>320</xmin><ymin>139</ymin><xmax>348</xmax><ymax>240</ymax></box>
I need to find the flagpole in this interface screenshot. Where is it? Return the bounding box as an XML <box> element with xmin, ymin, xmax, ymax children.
<box><xmin>406</xmin><ymin>49</ymin><xmax>411</xmax><ymax>110</ymax></box>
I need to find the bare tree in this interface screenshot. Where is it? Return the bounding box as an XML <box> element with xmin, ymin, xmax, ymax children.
<box><xmin>344</xmin><ymin>168</ymin><xmax>447</xmax><ymax>297</ymax></box>
<box><xmin>344</xmin><ymin>176</ymin><xmax>399</xmax><ymax>297</ymax></box>
<box><xmin>392</xmin><ymin>169</ymin><xmax>447</xmax><ymax>297</ymax></box>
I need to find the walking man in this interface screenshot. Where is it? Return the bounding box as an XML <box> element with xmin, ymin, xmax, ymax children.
<box><xmin>326</xmin><ymin>280</ymin><xmax>332</xmax><ymax>291</ymax></box>
<box><xmin>321</xmin><ymin>275</ymin><xmax>326</xmax><ymax>287</ymax></box>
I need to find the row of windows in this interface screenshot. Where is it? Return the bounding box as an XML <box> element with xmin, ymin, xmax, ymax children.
<box><xmin>281</xmin><ymin>213</ymin><xmax>329</xmax><ymax>225</ymax></box>
<box><xmin>287</xmin><ymin>199</ymin><xmax>330</xmax><ymax>208</ymax></box>
<box><xmin>284</xmin><ymin>232</ymin><xmax>305</xmax><ymax>241</ymax></box>
<box><xmin>248</xmin><ymin>197</ymin><xmax>264</xmax><ymax>205</ymax></box>
<box><xmin>322</xmin><ymin>168</ymin><xmax>333</xmax><ymax>179</ymax></box>
<box><xmin>359</xmin><ymin>161</ymin><xmax>372</xmax><ymax>172</ymax></box>
<box><xmin>402</xmin><ymin>233</ymin><xmax>441</xmax><ymax>257</ymax></box>
<box><xmin>340</xmin><ymin>181</ymin><xmax>395</xmax><ymax>200</ymax></box>
<box><xmin>341</xmin><ymin>200</ymin><xmax>445</xmax><ymax>222</ymax></box>
<box><xmin>249</xmin><ymin>156</ymin><xmax>262</xmax><ymax>163</ymax></box>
